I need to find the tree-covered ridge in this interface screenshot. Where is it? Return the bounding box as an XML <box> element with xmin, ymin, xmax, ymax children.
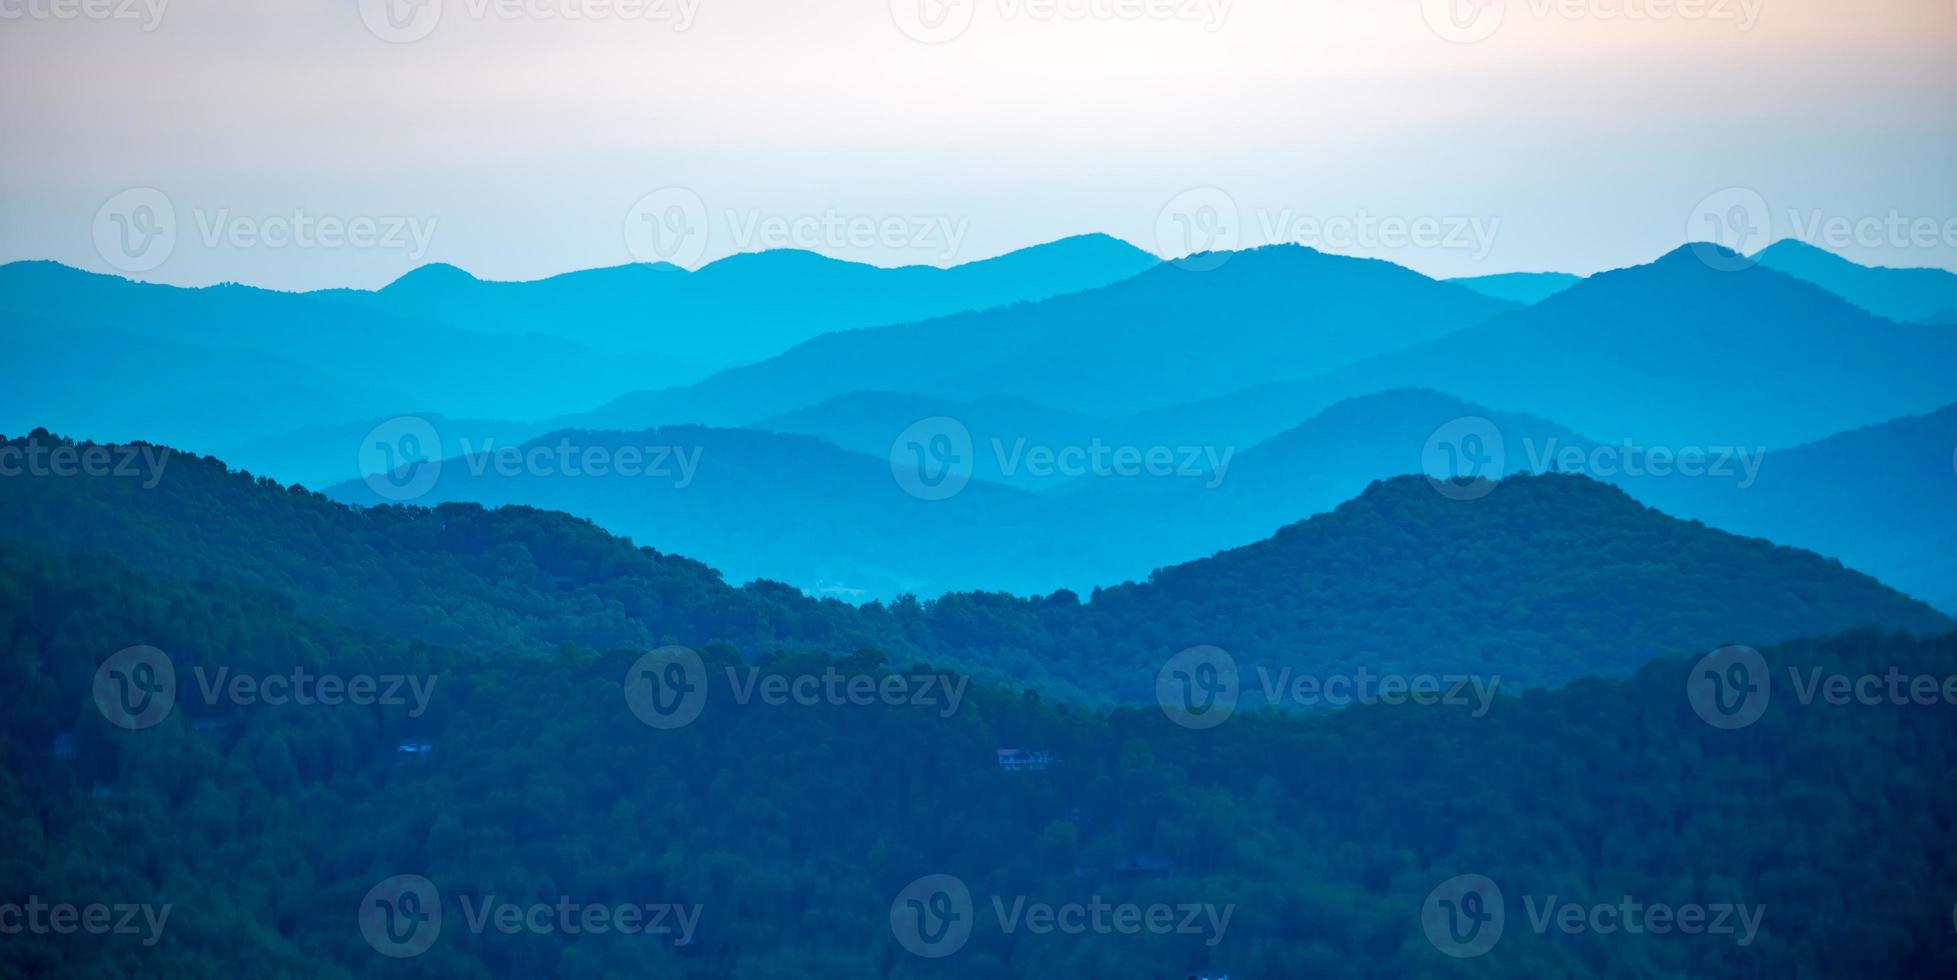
<box><xmin>0</xmin><ymin>429</ymin><xmax>899</xmax><ymax>663</ymax></box>
<box><xmin>895</xmin><ymin>473</ymin><xmax>1955</xmax><ymax>699</ymax></box>
<box><xmin>3</xmin><ymin>432</ymin><xmax>1949</xmax><ymax>708</ymax></box>
<box><xmin>3</xmin><ymin>539</ymin><xmax>1954</xmax><ymax>978</ymax></box>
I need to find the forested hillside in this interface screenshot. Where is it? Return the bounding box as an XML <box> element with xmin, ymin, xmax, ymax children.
<box><xmin>4</xmin><ymin>540</ymin><xmax>1954</xmax><ymax>978</ymax></box>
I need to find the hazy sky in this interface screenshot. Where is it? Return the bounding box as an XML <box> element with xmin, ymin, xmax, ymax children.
<box><xmin>3</xmin><ymin>0</ymin><xmax>1954</xmax><ymax>289</ymax></box>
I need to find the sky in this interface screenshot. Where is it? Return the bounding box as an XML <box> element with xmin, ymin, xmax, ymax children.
<box><xmin>2</xmin><ymin>0</ymin><xmax>1954</xmax><ymax>289</ymax></box>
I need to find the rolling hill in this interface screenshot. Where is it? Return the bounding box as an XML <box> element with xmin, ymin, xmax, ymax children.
<box><xmin>899</xmin><ymin>472</ymin><xmax>1954</xmax><ymax>700</ymax></box>
<box><xmin>8</xmin><ymin>431</ymin><xmax>1946</xmax><ymax>707</ymax></box>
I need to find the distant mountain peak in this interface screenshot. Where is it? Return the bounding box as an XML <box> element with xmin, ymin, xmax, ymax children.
<box><xmin>382</xmin><ymin>262</ymin><xmax>481</xmax><ymax>292</ymax></box>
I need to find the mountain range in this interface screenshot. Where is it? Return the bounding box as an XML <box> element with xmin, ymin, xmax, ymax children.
<box><xmin>5</xmin><ymin>430</ymin><xmax>1948</xmax><ymax>706</ymax></box>
<box><xmin>306</xmin><ymin>232</ymin><xmax>1158</xmax><ymax>367</ymax></box>
<box><xmin>559</xmin><ymin>245</ymin><xmax>1521</xmax><ymax>429</ymax></box>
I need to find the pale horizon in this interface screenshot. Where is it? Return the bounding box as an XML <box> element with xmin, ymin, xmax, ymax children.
<box><xmin>4</xmin><ymin>0</ymin><xmax>1955</xmax><ymax>289</ymax></box>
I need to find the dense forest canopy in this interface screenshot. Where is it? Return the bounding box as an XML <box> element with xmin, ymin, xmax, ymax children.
<box><xmin>4</xmin><ymin>537</ymin><xmax>1955</xmax><ymax>977</ymax></box>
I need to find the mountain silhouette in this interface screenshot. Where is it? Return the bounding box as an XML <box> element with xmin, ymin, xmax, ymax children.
<box><xmin>1447</xmin><ymin>270</ymin><xmax>1582</xmax><ymax>304</ymax></box>
<box><xmin>1139</xmin><ymin>244</ymin><xmax>1957</xmax><ymax>451</ymax></box>
<box><xmin>1625</xmin><ymin>403</ymin><xmax>1957</xmax><ymax>613</ymax></box>
<box><xmin>310</xmin><ymin>233</ymin><xmax>1159</xmax><ymax>368</ymax></box>
<box><xmin>563</xmin><ymin>245</ymin><xmax>1519</xmax><ymax>430</ymax></box>
<box><xmin>898</xmin><ymin>472</ymin><xmax>1954</xmax><ymax>699</ymax></box>
<box><xmin>1752</xmin><ymin>238</ymin><xmax>1957</xmax><ymax>323</ymax></box>
<box><xmin>7</xmin><ymin>430</ymin><xmax>1947</xmax><ymax>707</ymax></box>
<box><xmin>755</xmin><ymin>391</ymin><xmax>1119</xmax><ymax>490</ymax></box>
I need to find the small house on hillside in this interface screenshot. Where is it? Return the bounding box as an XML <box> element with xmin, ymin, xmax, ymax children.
<box><xmin>996</xmin><ymin>748</ymin><xmax>1053</xmax><ymax>772</ymax></box>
